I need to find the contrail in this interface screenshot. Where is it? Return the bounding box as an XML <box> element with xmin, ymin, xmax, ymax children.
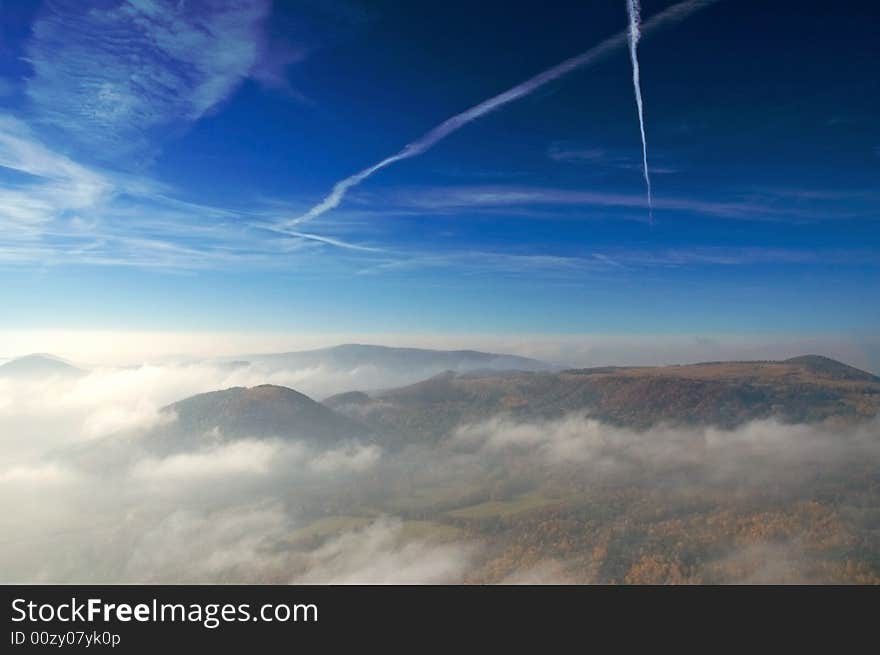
<box><xmin>626</xmin><ymin>0</ymin><xmax>653</xmax><ymax>222</ymax></box>
<box><xmin>283</xmin><ymin>230</ymin><xmax>385</xmax><ymax>253</ymax></box>
<box><xmin>288</xmin><ymin>0</ymin><xmax>719</xmax><ymax>227</ymax></box>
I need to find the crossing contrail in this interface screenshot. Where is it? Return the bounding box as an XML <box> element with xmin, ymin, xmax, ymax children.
<box><xmin>626</xmin><ymin>0</ymin><xmax>653</xmax><ymax>222</ymax></box>
<box><xmin>287</xmin><ymin>0</ymin><xmax>719</xmax><ymax>227</ymax></box>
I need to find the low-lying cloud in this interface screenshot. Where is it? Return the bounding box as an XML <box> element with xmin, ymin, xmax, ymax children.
<box><xmin>454</xmin><ymin>413</ymin><xmax>880</xmax><ymax>478</ymax></box>
<box><xmin>291</xmin><ymin>518</ymin><xmax>478</xmax><ymax>584</ymax></box>
<box><xmin>1</xmin><ymin>358</ymin><xmax>878</xmax><ymax>584</ymax></box>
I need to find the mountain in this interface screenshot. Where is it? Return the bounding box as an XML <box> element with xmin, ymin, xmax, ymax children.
<box><xmin>325</xmin><ymin>355</ymin><xmax>880</xmax><ymax>445</ymax></box>
<box><xmin>0</xmin><ymin>353</ymin><xmax>84</xmax><ymax>379</ymax></box>
<box><xmin>151</xmin><ymin>384</ymin><xmax>370</xmax><ymax>453</ymax></box>
<box><xmin>781</xmin><ymin>354</ymin><xmax>879</xmax><ymax>382</ymax></box>
<box><xmin>229</xmin><ymin>343</ymin><xmax>554</xmax><ymax>382</ymax></box>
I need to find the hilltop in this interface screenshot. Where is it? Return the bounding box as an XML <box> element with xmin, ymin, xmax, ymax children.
<box><xmin>325</xmin><ymin>355</ymin><xmax>880</xmax><ymax>444</ymax></box>
<box><xmin>0</xmin><ymin>354</ymin><xmax>84</xmax><ymax>379</ymax></box>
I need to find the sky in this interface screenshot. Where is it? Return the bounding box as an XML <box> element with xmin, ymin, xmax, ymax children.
<box><xmin>0</xmin><ymin>0</ymin><xmax>878</xmax><ymax>360</ymax></box>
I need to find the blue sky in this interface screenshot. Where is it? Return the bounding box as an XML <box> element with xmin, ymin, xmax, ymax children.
<box><xmin>0</xmin><ymin>0</ymin><xmax>878</xmax><ymax>339</ymax></box>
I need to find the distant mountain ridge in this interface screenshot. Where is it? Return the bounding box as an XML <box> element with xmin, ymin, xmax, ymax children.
<box><xmin>325</xmin><ymin>354</ymin><xmax>880</xmax><ymax>445</ymax></box>
<box><xmin>151</xmin><ymin>353</ymin><xmax>879</xmax><ymax>454</ymax></box>
<box><xmin>0</xmin><ymin>353</ymin><xmax>84</xmax><ymax>379</ymax></box>
<box><xmin>230</xmin><ymin>343</ymin><xmax>554</xmax><ymax>375</ymax></box>
<box><xmin>17</xmin><ymin>349</ymin><xmax>879</xmax><ymax>456</ymax></box>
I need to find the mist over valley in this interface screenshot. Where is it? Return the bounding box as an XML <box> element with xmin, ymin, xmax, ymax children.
<box><xmin>2</xmin><ymin>345</ymin><xmax>879</xmax><ymax>584</ymax></box>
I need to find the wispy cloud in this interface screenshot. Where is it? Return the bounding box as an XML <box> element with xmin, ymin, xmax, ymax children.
<box><xmin>547</xmin><ymin>145</ymin><xmax>609</xmax><ymax>163</ymax></box>
<box><xmin>1</xmin><ymin>120</ymin><xmax>872</xmax><ymax>277</ymax></box>
<box><xmin>547</xmin><ymin>142</ymin><xmax>680</xmax><ymax>174</ymax></box>
<box><xmin>249</xmin><ymin>38</ymin><xmax>312</xmax><ymax>104</ymax></box>
<box><xmin>352</xmin><ymin>245</ymin><xmax>875</xmax><ymax>279</ymax></box>
<box><xmin>372</xmin><ymin>184</ymin><xmax>876</xmax><ymax>222</ymax></box>
<box><xmin>24</xmin><ymin>0</ymin><xmax>272</xmax><ymax>160</ymax></box>
<box><xmin>0</xmin><ymin>115</ymin><xmax>111</xmax><ymax>236</ymax></box>
<box><xmin>0</xmin><ymin>114</ymin><xmax>331</xmax><ymax>271</ymax></box>
<box><xmin>374</xmin><ymin>184</ymin><xmax>757</xmax><ymax>219</ymax></box>
<box><xmin>355</xmin><ymin>251</ymin><xmax>611</xmax><ymax>277</ymax></box>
